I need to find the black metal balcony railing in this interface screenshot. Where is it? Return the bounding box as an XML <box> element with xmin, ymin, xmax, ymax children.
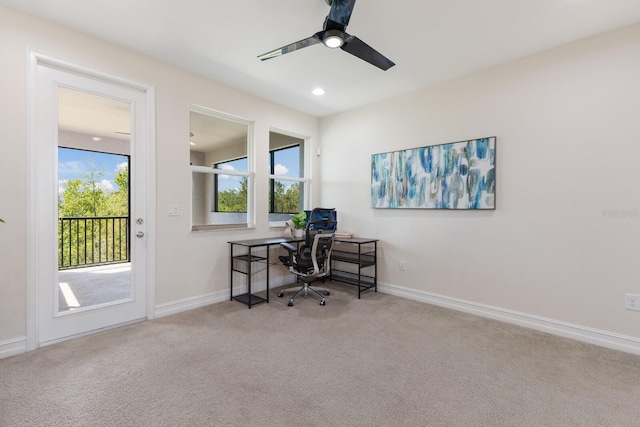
<box><xmin>58</xmin><ymin>216</ymin><xmax>130</xmax><ymax>270</ymax></box>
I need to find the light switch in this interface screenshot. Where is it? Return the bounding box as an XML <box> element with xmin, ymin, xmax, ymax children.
<box><xmin>167</xmin><ymin>204</ymin><xmax>179</xmax><ymax>216</ymax></box>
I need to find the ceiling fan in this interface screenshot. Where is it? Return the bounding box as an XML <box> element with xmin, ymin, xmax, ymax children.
<box><xmin>258</xmin><ymin>0</ymin><xmax>395</xmax><ymax>71</ymax></box>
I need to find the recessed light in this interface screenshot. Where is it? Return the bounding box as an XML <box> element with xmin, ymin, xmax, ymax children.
<box><xmin>92</xmin><ymin>137</ymin><xmax>102</xmax><ymax>142</ymax></box>
<box><xmin>312</xmin><ymin>88</ymin><xmax>325</xmax><ymax>96</ymax></box>
<box><xmin>190</xmin><ymin>141</ymin><xmax>196</xmax><ymax>146</ymax></box>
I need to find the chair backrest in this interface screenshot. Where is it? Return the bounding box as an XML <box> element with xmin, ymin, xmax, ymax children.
<box><xmin>302</xmin><ymin>208</ymin><xmax>336</xmax><ymax>277</ymax></box>
<box><xmin>305</xmin><ymin>208</ymin><xmax>337</xmax><ymax>247</ymax></box>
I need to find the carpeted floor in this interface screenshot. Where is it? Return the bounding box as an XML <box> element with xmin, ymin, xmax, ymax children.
<box><xmin>2</xmin><ymin>282</ymin><xmax>640</xmax><ymax>426</ymax></box>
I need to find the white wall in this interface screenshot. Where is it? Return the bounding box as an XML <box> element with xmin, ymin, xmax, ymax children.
<box><xmin>320</xmin><ymin>23</ymin><xmax>640</xmax><ymax>343</ymax></box>
<box><xmin>2</xmin><ymin>4</ymin><xmax>639</xmax><ymax>354</ymax></box>
<box><xmin>0</xmin><ymin>6</ymin><xmax>319</xmax><ymax>344</ymax></box>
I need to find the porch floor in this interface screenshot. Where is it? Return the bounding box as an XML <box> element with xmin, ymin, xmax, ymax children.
<box><xmin>58</xmin><ymin>263</ymin><xmax>131</xmax><ymax>312</ymax></box>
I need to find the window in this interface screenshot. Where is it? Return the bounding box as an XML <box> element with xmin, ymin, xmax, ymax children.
<box><xmin>268</xmin><ymin>131</ymin><xmax>308</xmax><ymax>223</ymax></box>
<box><xmin>190</xmin><ymin>107</ymin><xmax>252</xmax><ymax>230</ymax></box>
<box><xmin>214</xmin><ymin>157</ymin><xmax>248</xmax><ymax>213</ymax></box>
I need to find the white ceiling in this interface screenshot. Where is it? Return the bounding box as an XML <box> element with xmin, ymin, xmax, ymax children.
<box><xmin>58</xmin><ymin>86</ymin><xmax>131</xmax><ymax>140</ymax></box>
<box><xmin>4</xmin><ymin>0</ymin><xmax>640</xmax><ymax>118</ymax></box>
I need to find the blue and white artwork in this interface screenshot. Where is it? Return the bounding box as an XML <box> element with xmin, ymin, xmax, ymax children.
<box><xmin>371</xmin><ymin>137</ymin><xmax>496</xmax><ymax>209</ymax></box>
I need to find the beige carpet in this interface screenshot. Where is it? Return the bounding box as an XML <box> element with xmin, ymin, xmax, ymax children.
<box><xmin>2</xmin><ymin>283</ymin><xmax>640</xmax><ymax>426</ymax></box>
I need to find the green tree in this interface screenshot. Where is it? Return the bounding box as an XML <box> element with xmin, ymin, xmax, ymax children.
<box><xmin>270</xmin><ymin>180</ymin><xmax>300</xmax><ymax>213</ymax></box>
<box><xmin>282</xmin><ymin>183</ymin><xmax>300</xmax><ymax>213</ymax></box>
<box><xmin>217</xmin><ymin>176</ymin><xmax>248</xmax><ymax>212</ymax></box>
<box><xmin>59</xmin><ymin>159</ymin><xmax>107</xmax><ymax>217</ymax></box>
<box><xmin>58</xmin><ymin>158</ymin><xmax>129</xmax><ymax>268</ymax></box>
<box><xmin>59</xmin><ymin>162</ymin><xmax>128</xmax><ymax>217</ymax></box>
<box><xmin>105</xmin><ymin>165</ymin><xmax>129</xmax><ymax>216</ymax></box>
<box><xmin>59</xmin><ymin>178</ymin><xmax>105</xmax><ymax>217</ymax></box>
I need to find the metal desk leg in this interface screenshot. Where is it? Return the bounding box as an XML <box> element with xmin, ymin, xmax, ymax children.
<box><xmin>266</xmin><ymin>246</ymin><xmax>270</xmax><ymax>303</ymax></box>
<box><xmin>374</xmin><ymin>241</ymin><xmax>378</xmax><ymax>292</ymax></box>
<box><xmin>229</xmin><ymin>243</ymin><xmax>234</xmax><ymax>301</ymax></box>
<box><xmin>247</xmin><ymin>249</ymin><xmax>252</xmax><ymax>308</ymax></box>
<box><xmin>357</xmin><ymin>244</ymin><xmax>362</xmax><ymax>299</ymax></box>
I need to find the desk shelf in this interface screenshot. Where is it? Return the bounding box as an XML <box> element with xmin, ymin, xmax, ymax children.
<box><xmin>330</xmin><ymin>271</ymin><xmax>376</xmax><ymax>289</ymax></box>
<box><xmin>228</xmin><ymin>237</ymin><xmax>303</xmax><ymax>309</ymax></box>
<box><xmin>332</xmin><ymin>250</ymin><xmax>376</xmax><ymax>268</ymax></box>
<box><xmin>232</xmin><ymin>254</ymin><xmax>268</xmax><ymax>276</ymax></box>
<box><xmin>232</xmin><ymin>293</ymin><xmax>267</xmax><ymax>306</ymax></box>
<box><xmin>331</xmin><ymin>238</ymin><xmax>379</xmax><ymax>299</ymax></box>
<box><xmin>229</xmin><ymin>242</ymin><xmax>273</xmax><ymax>309</ymax></box>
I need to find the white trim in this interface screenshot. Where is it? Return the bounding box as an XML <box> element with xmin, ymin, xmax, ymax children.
<box><xmin>26</xmin><ymin>49</ymin><xmax>157</xmax><ymax>344</ymax></box>
<box><xmin>154</xmin><ymin>277</ymin><xmax>296</xmax><ymax>318</ymax></box>
<box><xmin>267</xmin><ymin>128</ymin><xmax>312</xmax><ymax>224</ymax></box>
<box><xmin>26</xmin><ymin>49</ymin><xmax>39</xmax><ymax>352</ymax></box>
<box><xmin>190</xmin><ymin>104</ymin><xmax>253</xmax><ymax>125</ymax></box>
<box><xmin>0</xmin><ymin>337</ymin><xmax>27</xmax><ymax>359</ymax></box>
<box><xmin>191</xmin><ymin>165</ymin><xmax>251</xmax><ymax>177</ymax></box>
<box><xmin>266</xmin><ymin>175</ymin><xmax>308</xmax><ymax>183</ymax></box>
<box><xmin>189</xmin><ymin>105</ymin><xmax>255</xmax><ymax>229</ymax></box>
<box><xmin>32</xmin><ymin>51</ymin><xmax>153</xmax><ymax>92</ymax></box>
<box><xmin>38</xmin><ymin>318</ymin><xmax>145</xmax><ymax>348</ymax></box>
<box><xmin>269</xmin><ymin>127</ymin><xmax>312</xmax><ymax>209</ymax></box>
<box><xmin>144</xmin><ymin>85</ymin><xmax>157</xmax><ymax>321</ymax></box>
<box><xmin>378</xmin><ymin>282</ymin><xmax>640</xmax><ymax>355</ymax></box>
<box><xmin>155</xmin><ymin>291</ymin><xmax>228</xmax><ymax>318</ymax></box>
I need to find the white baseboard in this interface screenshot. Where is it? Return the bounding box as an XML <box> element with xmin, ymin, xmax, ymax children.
<box><xmin>155</xmin><ymin>290</ymin><xmax>228</xmax><ymax>318</ymax></box>
<box><xmin>0</xmin><ymin>336</ymin><xmax>27</xmax><ymax>359</ymax></box>
<box><xmin>154</xmin><ymin>277</ymin><xmax>294</xmax><ymax>318</ymax></box>
<box><xmin>378</xmin><ymin>282</ymin><xmax>640</xmax><ymax>356</ymax></box>
<box><xmin>16</xmin><ymin>280</ymin><xmax>630</xmax><ymax>359</ymax></box>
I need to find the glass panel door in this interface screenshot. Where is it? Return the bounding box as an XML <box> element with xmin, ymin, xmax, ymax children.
<box><xmin>34</xmin><ymin>61</ymin><xmax>149</xmax><ymax>345</ymax></box>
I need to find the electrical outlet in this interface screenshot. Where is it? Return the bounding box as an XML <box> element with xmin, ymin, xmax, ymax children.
<box><xmin>399</xmin><ymin>261</ymin><xmax>406</xmax><ymax>271</ymax></box>
<box><xmin>624</xmin><ymin>294</ymin><xmax>640</xmax><ymax>311</ymax></box>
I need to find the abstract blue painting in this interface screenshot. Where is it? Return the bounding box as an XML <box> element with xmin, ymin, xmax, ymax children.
<box><xmin>371</xmin><ymin>137</ymin><xmax>496</xmax><ymax>209</ymax></box>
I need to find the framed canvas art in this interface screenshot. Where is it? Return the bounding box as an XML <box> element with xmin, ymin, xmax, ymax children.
<box><xmin>371</xmin><ymin>137</ymin><xmax>496</xmax><ymax>209</ymax></box>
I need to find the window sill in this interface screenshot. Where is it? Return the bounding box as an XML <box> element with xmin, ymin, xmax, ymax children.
<box><xmin>191</xmin><ymin>224</ymin><xmax>251</xmax><ymax>232</ymax></box>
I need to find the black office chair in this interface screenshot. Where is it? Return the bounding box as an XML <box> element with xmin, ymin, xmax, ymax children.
<box><xmin>278</xmin><ymin>208</ymin><xmax>337</xmax><ymax>306</ymax></box>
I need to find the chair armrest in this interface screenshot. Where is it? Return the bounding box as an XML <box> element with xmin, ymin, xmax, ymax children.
<box><xmin>280</xmin><ymin>242</ymin><xmax>297</xmax><ymax>253</ymax></box>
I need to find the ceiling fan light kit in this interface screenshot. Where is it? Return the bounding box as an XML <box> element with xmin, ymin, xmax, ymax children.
<box><xmin>258</xmin><ymin>0</ymin><xmax>395</xmax><ymax>71</ymax></box>
<box><xmin>322</xmin><ymin>29</ymin><xmax>344</xmax><ymax>48</ymax></box>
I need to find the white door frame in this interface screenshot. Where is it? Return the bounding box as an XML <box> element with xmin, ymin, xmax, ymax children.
<box><xmin>26</xmin><ymin>51</ymin><xmax>156</xmax><ymax>350</ymax></box>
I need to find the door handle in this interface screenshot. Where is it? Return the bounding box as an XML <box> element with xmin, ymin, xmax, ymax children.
<box><xmin>136</xmin><ymin>231</ymin><xmax>144</xmax><ymax>238</ymax></box>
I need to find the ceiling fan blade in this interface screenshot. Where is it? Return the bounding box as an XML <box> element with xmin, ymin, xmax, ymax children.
<box><xmin>258</xmin><ymin>33</ymin><xmax>323</xmax><ymax>61</ymax></box>
<box><xmin>341</xmin><ymin>34</ymin><xmax>395</xmax><ymax>71</ymax></box>
<box><xmin>328</xmin><ymin>0</ymin><xmax>357</xmax><ymax>27</ymax></box>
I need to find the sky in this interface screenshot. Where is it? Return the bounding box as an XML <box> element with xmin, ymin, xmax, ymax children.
<box><xmin>58</xmin><ymin>145</ymin><xmax>299</xmax><ymax>194</ymax></box>
<box><xmin>58</xmin><ymin>148</ymin><xmax>128</xmax><ymax>194</ymax></box>
<box><xmin>217</xmin><ymin>145</ymin><xmax>300</xmax><ymax>191</ymax></box>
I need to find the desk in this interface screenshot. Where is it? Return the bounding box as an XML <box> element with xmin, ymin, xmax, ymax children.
<box><xmin>228</xmin><ymin>236</ymin><xmax>379</xmax><ymax>308</ymax></box>
<box><xmin>331</xmin><ymin>238</ymin><xmax>379</xmax><ymax>298</ymax></box>
<box><xmin>228</xmin><ymin>237</ymin><xmax>302</xmax><ymax>308</ymax></box>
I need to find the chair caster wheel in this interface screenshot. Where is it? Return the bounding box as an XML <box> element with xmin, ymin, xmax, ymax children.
<box><xmin>320</xmin><ymin>300</ymin><xmax>326</xmax><ymax>306</ymax></box>
<box><xmin>288</xmin><ymin>301</ymin><xmax>294</xmax><ymax>307</ymax></box>
<box><xmin>278</xmin><ymin>291</ymin><xmax>284</xmax><ymax>298</ymax></box>
<box><xmin>324</xmin><ymin>291</ymin><xmax>330</xmax><ymax>296</ymax></box>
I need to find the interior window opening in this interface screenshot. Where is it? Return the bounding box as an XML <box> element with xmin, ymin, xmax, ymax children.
<box><xmin>268</xmin><ymin>131</ymin><xmax>308</xmax><ymax>224</ymax></box>
<box><xmin>190</xmin><ymin>107</ymin><xmax>252</xmax><ymax>231</ymax></box>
